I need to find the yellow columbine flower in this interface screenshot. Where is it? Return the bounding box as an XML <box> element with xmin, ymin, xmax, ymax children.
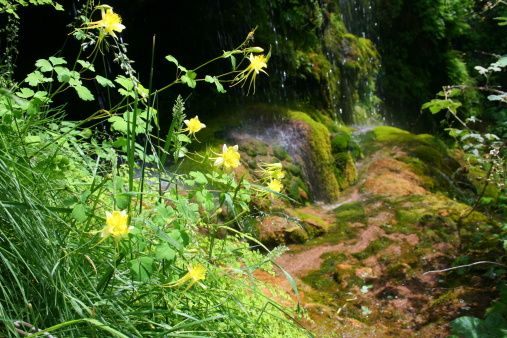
<box><xmin>89</xmin><ymin>210</ymin><xmax>133</xmax><ymax>245</ymax></box>
<box><xmin>231</xmin><ymin>53</ymin><xmax>268</xmax><ymax>95</ymax></box>
<box><xmin>266</xmin><ymin>179</ymin><xmax>283</xmax><ymax>198</ymax></box>
<box><xmin>212</xmin><ymin>144</ymin><xmax>241</xmax><ymax>169</ymax></box>
<box><xmin>255</xmin><ymin>179</ymin><xmax>284</xmax><ymax>200</ymax></box>
<box><xmin>82</xmin><ymin>5</ymin><xmax>125</xmax><ymax>38</ymax></box>
<box><xmin>182</xmin><ymin>116</ymin><xmax>206</xmax><ymax>139</ymax></box>
<box><xmin>161</xmin><ymin>264</ymin><xmax>207</xmax><ymax>292</ymax></box>
<box><xmin>259</xmin><ymin>162</ymin><xmax>285</xmax><ymax>181</ymax></box>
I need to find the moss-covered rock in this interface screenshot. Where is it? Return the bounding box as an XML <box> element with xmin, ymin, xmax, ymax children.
<box><xmin>287</xmin><ymin>110</ymin><xmax>340</xmax><ymax>202</ymax></box>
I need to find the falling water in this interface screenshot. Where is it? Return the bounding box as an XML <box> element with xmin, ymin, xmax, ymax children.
<box><xmin>337</xmin><ymin>0</ymin><xmax>384</xmax><ymax>125</ymax></box>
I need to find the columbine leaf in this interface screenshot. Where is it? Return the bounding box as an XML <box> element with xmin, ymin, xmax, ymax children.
<box><xmin>165</xmin><ymin>55</ymin><xmax>179</xmax><ymax>66</ymax></box>
<box><xmin>68</xmin><ymin>71</ymin><xmax>82</xmax><ymax>86</ymax></box>
<box><xmin>74</xmin><ymin>86</ymin><xmax>94</xmax><ymax>101</ymax></box>
<box><xmin>128</xmin><ymin>257</ymin><xmax>155</xmax><ymax>282</ymax></box>
<box><xmin>205</xmin><ymin>75</ymin><xmax>226</xmax><ymax>93</ymax></box>
<box><xmin>96</xmin><ymin>75</ymin><xmax>115</xmax><ymax>88</ymax></box>
<box><xmin>108</xmin><ymin>116</ymin><xmax>128</xmax><ymax>133</ymax></box>
<box><xmin>189</xmin><ymin>171</ymin><xmax>208</xmax><ymax>185</ymax></box>
<box><xmin>115</xmin><ymin>75</ymin><xmax>134</xmax><ymax>90</ymax></box>
<box><xmin>77</xmin><ymin>59</ymin><xmax>95</xmax><ymax>72</ymax></box>
<box><xmin>230</xmin><ymin>54</ymin><xmax>237</xmax><ymax>70</ymax></box>
<box><xmin>54</xmin><ymin>66</ymin><xmax>71</xmax><ymax>83</ymax></box>
<box><xmin>72</xmin><ymin>203</ymin><xmax>89</xmax><ymax>222</ymax></box>
<box><xmin>27</xmin><ymin>98</ymin><xmax>43</xmax><ymax>115</ymax></box>
<box><xmin>196</xmin><ymin>189</ymin><xmax>214</xmax><ymax>211</ymax></box>
<box><xmin>34</xmin><ymin>91</ymin><xmax>48</xmax><ymax>100</ymax></box>
<box><xmin>35</xmin><ymin>59</ymin><xmax>53</xmax><ymax>72</ymax></box>
<box><xmin>177</xmin><ymin>133</ymin><xmax>191</xmax><ymax>142</ymax></box>
<box><xmin>16</xmin><ymin>88</ymin><xmax>34</xmax><ymax>98</ymax></box>
<box><xmin>25</xmin><ymin>71</ymin><xmax>52</xmax><ymax>86</ymax></box>
<box><xmin>49</xmin><ymin>56</ymin><xmax>67</xmax><ymax>66</ymax></box>
<box><xmin>53</xmin><ymin>2</ymin><xmax>63</xmax><ymax>11</ymax></box>
<box><xmin>181</xmin><ymin>70</ymin><xmax>197</xmax><ymax>88</ymax></box>
<box><xmin>155</xmin><ymin>243</ymin><xmax>176</xmax><ymax>261</ymax></box>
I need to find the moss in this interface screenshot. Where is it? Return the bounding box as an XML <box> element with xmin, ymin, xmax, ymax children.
<box><xmin>331</xmin><ymin>134</ymin><xmax>350</xmax><ymax>152</ymax></box>
<box><xmin>395</xmin><ymin>209</ymin><xmax>424</xmax><ymax>227</ymax></box>
<box><xmin>242</xmin><ymin>139</ymin><xmax>268</xmax><ymax>157</ymax></box>
<box><xmin>302</xmin><ymin>251</ymin><xmax>348</xmax><ymax>292</ymax></box>
<box><xmin>333</xmin><ymin>152</ymin><xmax>358</xmax><ymax>190</ymax></box>
<box><xmin>286</xmin><ymin>176</ymin><xmax>311</xmax><ymax>204</ymax></box>
<box><xmin>334</xmin><ymin>202</ymin><xmax>366</xmax><ymax>223</ymax></box>
<box><xmin>291</xmin><ymin>209</ymin><xmax>328</xmax><ymax>229</ymax></box>
<box><xmin>286</xmin><ymin>163</ymin><xmax>301</xmax><ymax>176</ymax></box>
<box><xmin>352</xmin><ymin>237</ymin><xmax>393</xmax><ymax>260</ymax></box>
<box><xmin>408</xmin><ymin>145</ymin><xmax>452</xmax><ymax>174</ymax></box>
<box><xmin>330</xmin><ymin>132</ymin><xmax>359</xmax><ymax>190</ymax></box>
<box><xmin>288</xmin><ymin>110</ymin><xmax>340</xmax><ymax>202</ymax></box>
<box><xmin>372</xmin><ymin>126</ymin><xmax>412</xmax><ymax>142</ymax></box>
<box><xmin>273</xmin><ymin>146</ymin><xmax>288</xmax><ymax>160</ymax></box>
<box><xmin>387</xmin><ymin>262</ymin><xmax>413</xmax><ymax>281</ymax></box>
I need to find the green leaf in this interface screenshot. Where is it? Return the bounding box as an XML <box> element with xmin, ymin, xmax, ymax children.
<box><xmin>24</xmin><ymin>135</ymin><xmax>41</xmax><ymax>144</ymax></box>
<box><xmin>79</xmin><ymin>190</ymin><xmax>92</xmax><ymax>203</ymax></box>
<box><xmin>205</xmin><ymin>75</ymin><xmax>226</xmax><ymax>93</ymax></box>
<box><xmin>175</xmin><ymin>199</ymin><xmax>199</xmax><ymax>224</ymax></box>
<box><xmin>168</xmin><ymin>229</ymin><xmax>190</xmax><ymax>247</ymax></box>
<box><xmin>189</xmin><ymin>171</ymin><xmax>208</xmax><ymax>185</ymax></box>
<box><xmin>485</xmin><ymin>312</ymin><xmax>507</xmax><ymax>337</ymax></box>
<box><xmin>54</xmin><ymin>66</ymin><xmax>70</xmax><ymax>83</ymax></box>
<box><xmin>74</xmin><ymin>85</ymin><xmax>94</xmax><ymax>101</ymax></box>
<box><xmin>35</xmin><ymin>59</ymin><xmax>53</xmax><ymax>72</ymax></box>
<box><xmin>25</xmin><ymin>71</ymin><xmax>52</xmax><ymax>86</ymax></box>
<box><xmin>63</xmin><ymin>196</ymin><xmax>78</xmax><ymax>207</ymax></box>
<box><xmin>155</xmin><ymin>242</ymin><xmax>176</xmax><ymax>261</ymax></box>
<box><xmin>108</xmin><ymin>116</ymin><xmax>128</xmax><ymax>133</ymax></box>
<box><xmin>77</xmin><ymin>59</ymin><xmax>95</xmax><ymax>72</ymax></box>
<box><xmin>115</xmin><ymin>194</ymin><xmax>129</xmax><ymax>210</ymax></box>
<box><xmin>196</xmin><ymin>190</ymin><xmax>214</xmax><ymax>211</ymax></box>
<box><xmin>230</xmin><ymin>54</ymin><xmax>237</xmax><ymax>70</ymax></box>
<box><xmin>27</xmin><ymin>98</ymin><xmax>42</xmax><ymax>115</ymax></box>
<box><xmin>446</xmin><ymin>128</ymin><xmax>465</xmax><ymax>138</ymax></box>
<box><xmin>49</xmin><ymin>56</ymin><xmax>67</xmax><ymax>66</ymax></box>
<box><xmin>115</xmin><ymin>75</ymin><xmax>134</xmax><ymax>90</ymax></box>
<box><xmin>494</xmin><ymin>17</ymin><xmax>507</xmax><ymax>26</ymax></box>
<box><xmin>34</xmin><ymin>91</ymin><xmax>48</xmax><ymax>100</ymax></box>
<box><xmin>16</xmin><ymin>87</ymin><xmax>34</xmax><ymax>98</ymax></box>
<box><xmin>72</xmin><ymin>203</ymin><xmax>89</xmax><ymax>222</ymax></box>
<box><xmin>96</xmin><ymin>75</ymin><xmax>115</xmax><ymax>88</ymax></box>
<box><xmin>181</xmin><ymin>70</ymin><xmax>197</xmax><ymax>88</ymax></box>
<box><xmin>177</xmin><ymin>133</ymin><xmax>191</xmax><ymax>143</ymax></box>
<box><xmin>68</xmin><ymin>70</ymin><xmax>82</xmax><ymax>86</ymax></box>
<box><xmin>53</xmin><ymin>2</ymin><xmax>64</xmax><ymax>11</ymax></box>
<box><xmin>128</xmin><ymin>257</ymin><xmax>155</xmax><ymax>282</ymax></box>
<box><xmin>112</xmin><ymin>136</ymin><xmax>128</xmax><ymax>148</ymax></box>
<box><xmin>429</xmin><ymin>105</ymin><xmax>442</xmax><ymax>114</ymax></box>
<box><xmin>165</xmin><ymin>55</ymin><xmax>179</xmax><ymax>66</ymax></box>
